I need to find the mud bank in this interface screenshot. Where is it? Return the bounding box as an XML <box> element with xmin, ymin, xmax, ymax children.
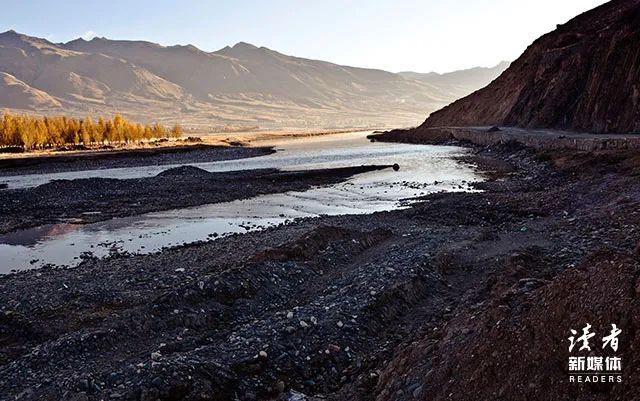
<box><xmin>2</xmin><ymin>140</ymin><xmax>640</xmax><ymax>400</ymax></box>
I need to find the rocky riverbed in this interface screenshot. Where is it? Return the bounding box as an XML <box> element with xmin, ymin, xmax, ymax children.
<box><xmin>2</xmin><ymin>139</ymin><xmax>640</xmax><ymax>400</ymax></box>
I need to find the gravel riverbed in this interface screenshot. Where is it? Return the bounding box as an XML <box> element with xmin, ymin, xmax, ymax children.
<box><xmin>2</xmin><ymin>141</ymin><xmax>640</xmax><ymax>400</ymax></box>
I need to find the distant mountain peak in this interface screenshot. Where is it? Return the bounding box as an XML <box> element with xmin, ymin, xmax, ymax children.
<box><xmin>89</xmin><ymin>36</ymin><xmax>111</xmax><ymax>42</ymax></box>
<box><xmin>64</xmin><ymin>37</ymin><xmax>87</xmax><ymax>46</ymax></box>
<box><xmin>0</xmin><ymin>29</ymin><xmax>29</xmax><ymax>41</ymax></box>
<box><xmin>232</xmin><ymin>41</ymin><xmax>258</xmax><ymax>50</ymax></box>
<box><xmin>0</xmin><ymin>30</ymin><xmax>71</xmax><ymax>54</ymax></box>
<box><xmin>216</xmin><ymin>41</ymin><xmax>269</xmax><ymax>58</ymax></box>
<box><xmin>400</xmin><ymin>61</ymin><xmax>511</xmax><ymax>77</ymax></box>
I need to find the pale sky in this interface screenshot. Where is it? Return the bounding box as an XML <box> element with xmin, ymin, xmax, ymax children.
<box><xmin>0</xmin><ymin>0</ymin><xmax>609</xmax><ymax>73</ymax></box>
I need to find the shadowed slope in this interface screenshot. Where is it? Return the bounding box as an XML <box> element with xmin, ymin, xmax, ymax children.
<box><xmin>419</xmin><ymin>0</ymin><xmax>640</xmax><ymax>134</ymax></box>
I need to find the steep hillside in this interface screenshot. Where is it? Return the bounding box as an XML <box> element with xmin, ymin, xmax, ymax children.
<box><xmin>420</xmin><ymin>0</ymin><xmax>640</xmax><ymax>134</ymax></box>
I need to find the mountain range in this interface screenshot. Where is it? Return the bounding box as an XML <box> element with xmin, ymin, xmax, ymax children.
<box><xmin>0</xmin><ymin>30</ymin><xmax>508</xmax><ymax>130</ymax></box>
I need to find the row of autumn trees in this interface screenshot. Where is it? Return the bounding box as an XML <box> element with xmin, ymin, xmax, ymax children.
<box><xmin>0</xmin><ymin>113</ymin><xmax>183</xmax><ymax>149</ymax></box>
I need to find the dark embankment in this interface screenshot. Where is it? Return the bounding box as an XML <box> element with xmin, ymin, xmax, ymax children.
<box><xmin>2</xmin><ymin>139</ymin><xmax>640</xmax><ymax>400</ymax></box>
<box><xmin>0</xmin><ymin>164</ymin><xmax>392</xmax><ymax>234</ymax></box>
<box><xmin>370</xmin><ymin>126</ymin><xmax>640</xmax><ymax>152</ymax></box>
<box><xmin>414</xmin><ymin>0</ymin><xmax>640</xmax><ymax>134</ymax></box>
<box><xmin>0</xmin><ymin>144</ymin><xmax>274</xmax><ymax>176</ymax></box>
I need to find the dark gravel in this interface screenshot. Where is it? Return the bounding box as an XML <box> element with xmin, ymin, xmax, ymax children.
<box><xmin>2</xmin><ymin>142</ymin><xmax>640</xmax><ymax>400</ymax></box>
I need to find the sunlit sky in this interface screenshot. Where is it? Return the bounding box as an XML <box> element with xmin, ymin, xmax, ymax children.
<box><xmin>1</xmin><ymin>0</ymin><xmax>608</xmax><ymax>73</ymax></box>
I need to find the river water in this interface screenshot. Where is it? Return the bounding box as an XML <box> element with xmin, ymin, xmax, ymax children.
<box><xmin>0</xmin><ymin>131</ymin><xmax>482</xmax><ymax>273</ymax></box>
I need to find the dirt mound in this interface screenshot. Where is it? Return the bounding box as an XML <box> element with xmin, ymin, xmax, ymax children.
<box><xmin>375</xmin><ymin>249</ymin><xmax>640</xmax><ymax>400</ymax></box>
<box><xmin>156</xmin><ymin>165</ymin><xmax>213</xmax><ymax>178</ymax></box>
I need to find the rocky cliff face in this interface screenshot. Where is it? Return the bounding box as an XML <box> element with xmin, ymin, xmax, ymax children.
<box><xmin>420</xmin><ymin>0</ymin><xmax>640</xmax><ymax>134</ymax></box>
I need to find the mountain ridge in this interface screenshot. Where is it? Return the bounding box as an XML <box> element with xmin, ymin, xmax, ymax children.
<box><xmin>0</xmin><ymin>30</ymin><xmax>507</xmax><ymax>129</ymax></box>
<box><xmin>399</xmin><ymin>61</ymin><xmax>511</xmax><ymax>100</ymax></box>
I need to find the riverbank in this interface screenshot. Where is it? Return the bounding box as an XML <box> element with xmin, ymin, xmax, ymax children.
<box><xmin>0</xmin><ymin>129</ymin><xmax>383</xmax><ymax>180</ymax></box>
<box><xmin>201</xmin><ymin>128</ymin><xmax>383</xmax><ymax>147</ymax></box>
<box><xmin>0</xmin><ymin>128</ymin><xmax>379</xmax><ymax>174</ymax></box>
<box><xmin>0</xmin><ymin>144</ymin><xmax>274</xmax><ymax>178</ymax></box>
<box><xmin>371</xmin><ymin>125</ymin><xmax>640</xmax><ymax>151</ymax></box>
<box><xmin>2</xmin><ymin>135</ymin><xmax>639</xmax><ymax>400</ymax></box>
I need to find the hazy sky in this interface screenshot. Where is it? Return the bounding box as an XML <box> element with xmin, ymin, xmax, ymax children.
<box><xmin>1</xmin><ymin>0</ymin><xmax>608</xmax><ymax>73</ymax></box>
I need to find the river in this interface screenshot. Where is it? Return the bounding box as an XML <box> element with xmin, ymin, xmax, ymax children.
<box><xmin>0</xmin><ymin>131</ymin><xmax>482</xmax><ymax>272</ymax></box>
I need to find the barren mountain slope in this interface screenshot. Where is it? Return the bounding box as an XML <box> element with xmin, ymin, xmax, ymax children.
<box><xmin>419</xmin><ymin>0</ymin><xmax>640</xmax><ymax>133</ymax></box>
<box><xmin>0</xmin><ymin>31</ymin><xmax>184</xmax><ymax>106</ymax></box>
<box><xmin>0</xmin><ymin>72</ymin><xmax>61</xmax><ymax>109</ymax></box>
<box><xmin>64</xmin><ymin>37</ymin><xmax>247</xmax><ymax>101</ymax></box>
<box><xmin>399</xmin><ymin>61</ymin><xmax>510</xmax><ymax>99</ymax></box>
<box><xmin>64</xmin><ymin>38</ymin><xmax>450</xmax><ymax>109</ymax></box>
